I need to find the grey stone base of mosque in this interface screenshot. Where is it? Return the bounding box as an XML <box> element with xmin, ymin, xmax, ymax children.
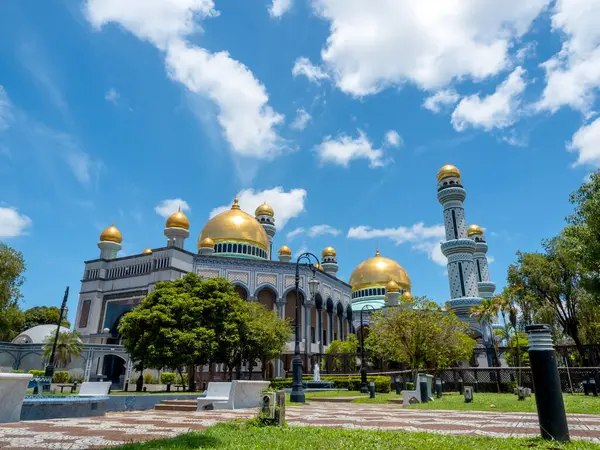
<box><xmin>21</xmin><ymin>396</ymin><xmax>109</xmax><ymax>421</ymax></box>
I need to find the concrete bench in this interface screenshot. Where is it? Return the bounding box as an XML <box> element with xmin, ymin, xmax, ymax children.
<box><xmin>197</xmin><ymin>380</ymin><xmax>270</xmax><ymax>411</ymax></box>
<box><xmin>401</xmin><ymin>389</ymin><xmax>421</xmax><ymax>406</ymax></box>
<box><xmin>0</xmin><ymin>373</ymin><xmax>33</xmax><ymax>423</ymax></box>
<box><xmin>78</xmin><ymin>381</ymin><xmax>112</xmax><ymax>397</ymax></box>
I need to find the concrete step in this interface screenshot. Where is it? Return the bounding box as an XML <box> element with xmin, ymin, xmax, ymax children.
<box><xmin>154</xmin><ymin>403</ymin><xmax>197</xmax><ymax>412</ymax></box>
<box><xmin>161</xmin><ymin>400</ymin><xmax>198</xmax><ymax>406</ymax></box>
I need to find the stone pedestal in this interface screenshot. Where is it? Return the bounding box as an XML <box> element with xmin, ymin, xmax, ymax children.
<box><xmin>0</xmin><ymin>373</ymin><xmax>33</xmax><ymax>423</ymax></box>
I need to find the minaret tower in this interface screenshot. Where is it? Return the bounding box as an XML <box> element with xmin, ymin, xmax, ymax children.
<box><xmin>467</xmin><ymin>224</ymin><xmax>496</xmax><ymax>299</ymax></box>
<box><xmin>255</xmin><ymin>202</ymin><xmax>276</xmax><ymax>260</ymax></box>
<box><xmin>385</xmin><ymin>280</ymin><xmax>400</xmax><ymax>306</ymax></box>
<box><xmin>321</xmin><ymin>246</ymin><xmax>339</xmax><ymax>276</ymax></box>
<box><xmin>436</xmin><ymin>165</ymin><xmax>482</xmax><ymax>322</ymax></box>
<box><xmin>98</xmin><ymin>224</ymin><xmax>122</xmax><ymax>259</ymax></box>
<box><xmin>198</xmin><ymin>237</ymin><xmax>215</xmax><ymax>256</ymax></box>
<box><xmin>164</xmin><ymin>206</ymin><xmax>190</xmax><ymax>249</ymax></box>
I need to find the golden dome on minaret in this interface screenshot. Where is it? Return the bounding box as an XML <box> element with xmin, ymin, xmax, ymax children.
<box><xmin>467</xmin><ymin>224</ymin><xmax>484</xmax><ymax>236</ymax></box>
<box><xmin>198</xmin><ymin>197</ymin><xmax>269</xmax><ymax>251</ymax></box>
<box><xmin>278</xmin><ymin>245</ymin><xmax>292</xmax><ymax>256</ymax></box>
<box><xmin>386</xmin><ymin>280</ymin><xmax>400</xmax><ymax>293</ymax></box>
<box><xmin>142</xmin><ymin>248</ymin><xmax>152</xmax><ymax>254</ymax></box>
<box><xmin>166</xmin><ymin>207</ymin><xmax>190</xmax><ymax>230</ymax></box>
<box><xmin>402</xmin><ymin>291</ymin><xmax>414</xmax><ymax>301</ymax></box>
<box><xmin>349</xmin><ymin>249</ymin><xmax>411</xmax><ymax>292</ymax></box>
<box><xmin>322</xmin><ymin>246</ymin><xmax>336</xmax><ymax>258</ymax></box>
<box><xmin>437</xmin><ymin>164</ymin><xmax>461</xmax><ymax>182</ymax></box>
<box><xmin>255</xmin><ymin>202</ymin><xmax>274</xmax><ymax>217</ymax></box>
<box><xmin>314</xmin><ymin>262</ymin><xmax>324</xmax><ymax>271</ymax></box>
<box><xmin>199</xmin><ymin>237</ymin><xmax>215</xmax><ymax>248</ymax></box>
<box><xmin>100</xmin><ymin>224</ymin><xmax>122</xmax><ymax>244</ymax></box>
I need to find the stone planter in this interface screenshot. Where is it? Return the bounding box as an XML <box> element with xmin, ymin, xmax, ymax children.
<box><xmin>0</xmin><ymin>373</ymin><xmax>33</xmax><ymax>423</ymax></box>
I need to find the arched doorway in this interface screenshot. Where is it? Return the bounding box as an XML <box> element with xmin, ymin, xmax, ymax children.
<box><xmin>102</xmin><ymin>354</ymin><xmax>126</xmax><ymax>388</ymax></box>
<box><xmin>234</xmin><ymin>284</ymin><xmax>248</xmax><ymax>300</ymax></box>
<box><xmin>256</xmin><ymin>287</ymin><xmax>276</xmax><ymax>311</ymax></box>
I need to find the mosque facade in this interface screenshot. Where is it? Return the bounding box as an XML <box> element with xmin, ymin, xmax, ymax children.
<box><xmin>73</xmin><ymin>164</ymin><xmax>495</xmax><ymax>382</ymax></box>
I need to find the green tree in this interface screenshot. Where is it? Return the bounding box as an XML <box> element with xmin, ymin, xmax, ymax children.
<box><xmin>118</xmin><ymin>273</ymin><xmax>245</xmax><ymax>390</ymax></box>
<box><xmin>241</xmin><ymin>302</ymin><xmax>292</xmax><ymax>379</ymax></box>
<box><xmin>365</xmin><ymin>297</ymin><xmax>475</xmax><ymax>380</ymax></box>
<box><xmin>0</xmin><ymin>243</ymin><xmax>26</xmax><ymax>341</ymax></box>
<box><xmin>24</xmin><ymin>306</ymin><xmax>70</xmax><ymax>329</ymax></box>
<box><xmin>42</xmin><ymin>330</ymin><xmax>83</xmax><ymax>368</ymax></box>
<box><xmin>323</xmin><ymin>334</ymin><xmax>359</xmax><ymax>372</ymax></box>
<box><xmin>470</xmin><ymin>297</ymin><xmax>501</xmax><ymax>367</ymax></box>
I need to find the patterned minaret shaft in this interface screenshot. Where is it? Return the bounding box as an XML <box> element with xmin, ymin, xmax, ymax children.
<box><xmin>436</xmin><ymin>165</ymin><xmax>481</xmax><ymax>319</ymax></box>
<box><xmin>467</xmin><ymin>225</ymin><xmax>496</xmax><ymax>299</ymax></box>
<box><xmin>255</xmin><ymin>203</ymin><xmax>276</xmax><ymax>260</ymax></box>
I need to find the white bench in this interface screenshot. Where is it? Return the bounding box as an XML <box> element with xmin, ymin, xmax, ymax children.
<box><xmin>197</xmin><ymin>380</ymin><xmax>270</xmax><ymax>411</ymax></box>
<box><xmin>78</xmin><ymin>381</ymin><xmax>112</xmax><ymax>397</ymax></box>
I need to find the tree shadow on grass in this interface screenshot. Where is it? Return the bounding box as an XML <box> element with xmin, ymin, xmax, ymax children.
<box><xmin>106</xmin><ymin>432</ymin><xmax>221</xmax><ymax>449</ymax></box>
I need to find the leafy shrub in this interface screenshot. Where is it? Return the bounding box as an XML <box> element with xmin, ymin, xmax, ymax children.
<box><xmin>10</xmin><ymin>369</ymin><xmax>25</xmax><ymax>373</ymax></box>
<box><xmin>269</xmin><ymin>375</ymin><xmax>391</xmax><ymax>393</ymax></box>
<box><xmin>143</xmin><ymin>373</ymin><xmax>154</xmax><ymax>385</ymax></box>
<box><xmin>176</xmin><ymin>373</ymin><xmax>186</xmax><ymax>385</ymax></box>
<box><xmin>160</xmin><ymin>372</ymin><xmax>176</xmax><ymax>384</ymax></box>
<box><xmin>406</xmin><ymin>382</ymin><xmax>414</xmax><ymax>390</ymax></box>
<box><xmin>28</xmin><ymin>370</ymin><xmax>45</xmax><ymax>377</ymax></box>
<box><xmin>53</xmin><ymin>371</ymin><xmax>70</xmax><ymax>383</ymax></box>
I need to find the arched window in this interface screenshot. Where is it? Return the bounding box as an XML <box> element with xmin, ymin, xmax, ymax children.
<box><xmin>233</xmin><ymin>243</ymin><xmax>238</xmax><ymax>253</ymax></box>
<box><xmin>243</xmin><ymin>244</ymin><xmax>247</xmax><ymax>254</ymax></box>
<box><xmin>227</xmin><ymin>243</ymin><xmax>232</xmax><ymax>253</ymax></box>
<box><xmin>368</xmin><ymin>288</ymin><xmax>373</xmax><ymax>296</ymax></box>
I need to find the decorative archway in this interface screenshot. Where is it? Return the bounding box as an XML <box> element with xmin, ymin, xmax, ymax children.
<box><xmin>255</xmin><ymin>286</ymin><xmax>277</xmax><ymax>311</ymax></box>
<box><xmin>101</xmin><ymin>353</ymin><xmax>127</xmax><ymax>387</ymax></box>
<box><xmin>233</xmin><ymin>283</ymin><xmax>249</xmax><ymax>300</ymax></box>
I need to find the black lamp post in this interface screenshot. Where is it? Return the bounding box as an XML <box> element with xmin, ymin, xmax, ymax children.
<box><xmin>290</xmin><ymin>252</ymin><xmax>320</xmax><ymax>404</ymax></box>
<box><xmin>45</xmin><ymin>286</ymin><xmax>69</xmax><ymax>378</ymax></box>
<box><xmin>359</xmin><ymin>304</ymin><xmax>375</xmax><ymax>394</ymax></box>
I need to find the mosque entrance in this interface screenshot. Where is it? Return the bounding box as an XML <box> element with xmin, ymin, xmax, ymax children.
<box><xmin>102</xmin><ymin>354</ymin><xmax>126</xmax><ymax>389</ymax></box>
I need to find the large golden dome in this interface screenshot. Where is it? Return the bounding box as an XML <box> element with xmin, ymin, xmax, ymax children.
<box><xmin>100</xmin><ymin>224</ymin><xmax>122</xmax><ymax>244</ymax></box>
<box><xmin>198</xmin><ymin>198</ymin><xmax>269</xmax><ymax>251</ymax></box>
<box><xmin>349</xmin><ymin>249</ymin><xmax>411</xmax><ymax>292</ymax></box>
<box><xmin>437</xmin><ymin>164</ymin><xmax>461</xmax><ymax>182</ymax></box>
<box><xmin>166</xmin><ymin>207</ymin><xmax>190</xmax><ymax>230</ymax></box>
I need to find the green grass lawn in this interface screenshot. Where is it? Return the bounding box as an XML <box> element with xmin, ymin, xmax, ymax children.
<box><xmin>405</xmin><ymin>392</ymin><xmax>600</xmax><ymax>415</ymax></box>
<box><xmin>106</xmin><ymin>422</ymin><xmax>600</xmax><ymax>450</ymax></box>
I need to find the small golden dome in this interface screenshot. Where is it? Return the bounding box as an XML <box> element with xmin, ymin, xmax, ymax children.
<box><xmin>386</xmin><ymin>280</ymin><xmax>400</xmax><ymax>293</ymax></box>
<box><xmin>278</xmin><ymin>245</ymin><xmax>292</xmax><ymax>256</ymax></box>
<box><xmin>255</xmin><ymin>202</ymin><xmax>274</xmax><ymax>217</ymax></box>
<box><xmin>100</xmin><ymin>224</ymin><xmax>122</xmax><ymax>244</ymax></box>
<box><xmin>142</xmin><ymin>248</ymin><xmax>152</xmax><ymax>254</ymax></box>
<box><xmin>437</xmin><ymin>164</ymin><xmax>461</xmax><ymax>182</ymax></box>
<box><xmin>198</xmin><ymin>197</ymin><xmax>269</xmax><ymax>251</ymax></box>
<box><xmin>349</xmin><ymin>249</ymin><xmax>411</xmax><ymax>292</ymax></box>
<box><xmin>467</xmin><ymin>224</ymin><xmax>484</xmax><ymax>236</ymax></box>
<box><xmin>402</xmin><ymin>291</ymin><xmax>413</xmax><ymax>300</ymax></box>
<box><xmin>314</xmin><ymin>262</ymin><xmax>324</xmax><ymax>271</ymax></box>
<box><xmin>166</xmin><ymin>207</ymin><xmax>190</xmax><ymax>230</ymax></box>
<box><xmin>199</xmin><ymin>237</ymin><xmax>215</xmax><ymax>248</ymax></box>
<box><xmin>322</xmin><ymin>246</ymin><xmax>336</xmax><ymax>258</ymax></box>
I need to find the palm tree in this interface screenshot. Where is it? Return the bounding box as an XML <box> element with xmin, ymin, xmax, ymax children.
<box><xmin>42</xmin><ymin>330</ymin><xmax>83</xmax><ymax>369</ymax></box>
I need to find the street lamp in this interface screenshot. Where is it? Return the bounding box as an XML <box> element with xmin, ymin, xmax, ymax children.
<box><xmin>45</xmin><ymin>286</ymin><xmax>70</xmax><ymax>378</ymax></box>
<box><xmin>360</xmin><ymin>304</ymin><xmax>375</xmax><ymax>394</ymax></box>
<box><xmin>290</xmin><ymin>252</ymin><xmax>320</xmax><ymax>404</ymax></box>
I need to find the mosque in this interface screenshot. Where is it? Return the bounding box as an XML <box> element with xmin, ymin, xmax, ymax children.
<box><xmin>73</xmin><ymin>164</ymin><xmax>495</xmax><ymax>382</ymax></box>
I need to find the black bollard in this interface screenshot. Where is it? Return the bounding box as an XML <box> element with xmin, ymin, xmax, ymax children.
<box><xmin>473</xmin><ymin>380</ymin><xmax>479</xmax><ymax>393</ymax></box>
<box><xmin>526</xmin><ymin>324</ymin><xmax>570</xmax><ymax>443</ymax></box>
<box><xmin>369</xmin><ymin>379</ymin><xmax>376</xmax><ymax>399</ymax></box>
<box><xmin>584</xmin><ymin>380</ymin><xmax>589</xmax><ymax>396</ymax></box>
<box><xmin>419</xmin><ymin>379</ymin><xmax>428</xmax><ymax>403</ymax></box>
<box><xmin>395</xmin><ymin>377</ymin><xmax>401</xmax><ymax>395</ymax></box>
<box><xmin>590</xmin><ymin>378</ymin><xmax>598</xmax><ymax>397</ymax></box>
<box><xmin>458</xmin><ymin>378</ymin><xmax>464</xmax><ymax>395</ymax></box>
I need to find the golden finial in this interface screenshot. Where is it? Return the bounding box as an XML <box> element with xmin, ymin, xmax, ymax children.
<box><xmin>375</xmin><ymin>242</ymin><xmax>380</xmax><ymax>257</ymax></box>
<box><xmin>232</xmin><ymin>196</ymin><xmax>240</xmax><ymax>210</ymax></box>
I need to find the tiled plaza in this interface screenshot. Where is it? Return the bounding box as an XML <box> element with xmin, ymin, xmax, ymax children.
<box><xmin>1</xmin><ymin>403</ymin><xmax>599</xmax><ymax>449</ymax></box>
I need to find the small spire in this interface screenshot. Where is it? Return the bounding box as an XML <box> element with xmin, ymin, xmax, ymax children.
<box><xmin>177</xmin><ymin>205</ymin><xmax>181</xmax><ymax>213</ymax></box>
<box><xmin>232</xmin><ymin>196</ymin><xmax>240</xmax><ymax>209</ymax></box>
<box><xmin>375</xmin><ymin>241</ymin><xmax>380</xmax><ymax>257</ymax></box>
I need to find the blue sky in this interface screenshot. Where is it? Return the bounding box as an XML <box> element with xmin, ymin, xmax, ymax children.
<box><xmin>1</xmin><ymin>0</ymin><xmax>598</xmax><ymax>325</ymax></box>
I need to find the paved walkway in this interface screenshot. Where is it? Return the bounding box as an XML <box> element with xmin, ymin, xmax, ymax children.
<box><xmin>1</xmin><ymin>404</ymin><xmax>599</xmax><ymax>449</ymax></box>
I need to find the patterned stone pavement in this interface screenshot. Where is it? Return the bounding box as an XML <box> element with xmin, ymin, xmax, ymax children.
<box><xmin>1</xmin><ymin>403</ymin><xmax>599</xmax><ymax>449</ymax></box>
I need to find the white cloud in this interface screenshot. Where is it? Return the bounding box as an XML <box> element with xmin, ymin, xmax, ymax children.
<box><xmin>0</xmin><ymin>206</ymin><xmax>32</xmax><ymax>238</ymax></box>
<box><xmin>537</xmin><ymin>0</ymin><xmax>600</xmax><ymax>114</ymax></box>
<box><xmin>0</xmin><ymin>85</ymin><xmax>13</xmax><ymax>131</ymax></box>
<box><xmin>487</xmin><ymin>256</ymin><xmax>496</xmax><ymax>264</ymax></box>
<box><xmin>85</xmin><ymin>0</ymin><xmax>285</xmax><ymax>159</ymax></box>
<box><xmin>155</xmin><ymin>198</ymin><xmax>191</xmax><ymax>218</ymax></box>
<box><xmin>292</xmin><ymin>57</ymin><xmax>330</xmax><ymax>83</ymax></box>
<box><xmin>384</xmin><ymin>130</ymin><xmax>402</xmax><ymax>147</ymax></box>
<box><xmin>451</xmin><ymin>67</ymin><xmax>527</xmax><ymax>132</ymax></box>
<box><xmin>269</xmin><ymin>0</ymin><xmax>292</xmax><ymax>17</ymax></box>
<box><xmin>307</xmin><ymin>224</ymin><xmax>340</xmax><ymax>237</ymax></box>
<box><xmin>290</xmin><ymin>109</ymin><xmax>311</xmax><ymax>130</ymax></box>
<box><xmin>209</xmin><ymin>187</ymin><xmax>307</xmax><ymax>229</ymax></box>
<box><xmin>315</xmin><ymin>129</ymin><xmax>386</xmax><ymax>168</ymax></box>
<box><xmin>310</xmin><ymin>0</ymin><xmax>549</xmax><ymax>96</ymax></box>
<box><xmin>104</xmin><ymin>88</ymin><xmax>120</xmax><ymax>104</ymax></box>
<box><xmin>567</xmin><ymin>117</ymin><xmax>600</xmax><ymax>167</ymax></box>
<box><xmin>423</xmin><ymin>89</ymin><xmax>460</xmax><ymax>113</ymax></box>
<box><xmin>347</xmin><ymin>223</ymin><xmax>447</xmax><ymax>266</ymax></box>
<box><xmin>286</xmin><ymin>227</ymin><xmax>305</xmax><ymax>240</ymax></box>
